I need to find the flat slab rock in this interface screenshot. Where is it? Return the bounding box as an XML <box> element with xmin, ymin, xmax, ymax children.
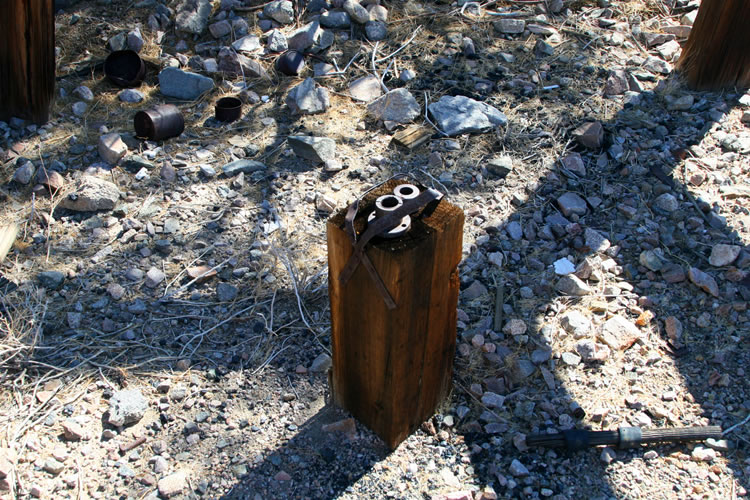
<box><xmin>428</xmin><ymin>95</ymin><xmax>507</xmax><ymax>136</ymax></box>
<box><xmin>60</xmin><ymin>176</ymin><xmax>121</xmax><ymax>212</ymax></box>
<box><xmin>287</xmin><ymin>136</ymin><xmax>336</xmax><ymax>163</ymax></box>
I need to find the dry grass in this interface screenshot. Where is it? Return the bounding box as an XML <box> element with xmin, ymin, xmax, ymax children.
<box><xmin>0</xmin><ymin>285</ymin><xmax>48</xmax><ymax>383</ymax></box>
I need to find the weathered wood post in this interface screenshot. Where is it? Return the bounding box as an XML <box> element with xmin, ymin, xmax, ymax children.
<box><xmin>327</xmin><ymin>180</ymin><xmax>464</xmax><ymax>448</ymax></box>
<box><xmin>677</xmin><ymin>0</ymin><xmax>750</xmax><ymax>90</ymax></box>
<box><xmin>0</xmin><ymin>0</ymin><xmax>56</xmax><ymax>125</ymax></box>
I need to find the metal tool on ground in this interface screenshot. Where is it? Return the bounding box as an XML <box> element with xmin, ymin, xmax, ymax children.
<box><xmin>526</xmin><ymin>425</ymin><xmax>723</xmax><ymax>451</ymax></box>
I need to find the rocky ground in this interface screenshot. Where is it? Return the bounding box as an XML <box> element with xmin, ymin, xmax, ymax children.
<box><xmin>1</xmin><ymin>0</ymin><xmax>750</xmax><ymax>498</ymax></box>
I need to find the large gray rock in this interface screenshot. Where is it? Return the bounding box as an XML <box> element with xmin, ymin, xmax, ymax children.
<box><xmin>159</xmin><ymin>67</ymin><xmax>214</xmax><ymax>100</ymax></box>
<box><xmin>365</xmin><ymin>21</ymin><xmax>387</xmax><ymax>41</ymax></box>
<box><xmin>266</xmin><ymin>30</ymin><xmax>288</xmax><ymax>52</ymax></box>
<box><xmin>349</xmin><ymin>75</ymin><xmax>382</xmax><ymax>102</ymax></box>
<box><xmin>428</xmin><ymin>95</ymin><xmax>507</xmax><ymax>136</ymax></box>
<box><xmin>367</xmin><ymin>88</ymin><xmax>420</xmax><ymax>123</ymax></box>
<box><xmin>343</xmin><ymin>0</ymin><xmax>370</xmax><ymax>24</ymax></box>
<box><xmin>60</xmin><ymin>176</ymin><xmax>121</xmax><ymax>212</ymax></box>
<box><xmin>175</xmin><ymin>0</ymin><xmax>211</xmax><ymax>35</ymax></box>
<box><xmin>286</xmin><ymin>78</ymin><xmax>330</xmax><ymax>114</ymax></box>
<box><xmin>107</xmin><ymin>389</ymin><xmax>148</xmax><ymax>426</ymax></box>
<box><xmin>38</xmin><ymin>271</ymin><xmax>65</xmax><ymax>290</ymax></box>
<box><xmin>288</xmin><ymin>136</ymin><xmax>336</xmax><ymax>163</ymax></box>
<box><xmin>264</xmin><ymin>0</ymin><xmax>294</xmax><ymax>24</ymax></box>
<box><xmin>217</xmin><ymin>47</ymin><xmax>268</xmax><ymax>78</ymax></box>
<box><xmin>320</xmin><ymin>10</ymin><xmax>350</xmax><ymax>29</ymax></box>
<box><xmin>288</xmin><ymin>21</ymin><xmax>321</xmax><ymax>51</ymax></box>
<box><xmin>232</xmin><ymin>35</ymin><xmax>261</xmax><ymax>53</ymax></box>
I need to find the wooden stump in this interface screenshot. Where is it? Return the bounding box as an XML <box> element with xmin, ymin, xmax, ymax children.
<box><xmin>677</xmin><ymin>0</ymin><xmax>750</xmax><ymax>90</ymax></box>
<box><xmin>327</xmin><ymin>180</ymin><xmax>464</xmax><ymax>449</ymax></box>
<box><xmin>0</xmin><ymin>0</ymin><xmax>56</xmax><ymax>125</ymax></box>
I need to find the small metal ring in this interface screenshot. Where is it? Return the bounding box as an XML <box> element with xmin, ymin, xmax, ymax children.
<box><xmin>374</xmin><ymin>194</ymin><xmax>403</xmax><ymax>219</ymax></box>
<box><xmin>393</xmin><ymin>183</ymin><xmax>420</xmax><ymax>201</ymax></box>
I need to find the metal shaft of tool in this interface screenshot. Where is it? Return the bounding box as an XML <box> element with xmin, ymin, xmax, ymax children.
<box><xmin>526</xmin><ymin>426</ymin><xmax>723</xmax><ymax>451</ymax></box>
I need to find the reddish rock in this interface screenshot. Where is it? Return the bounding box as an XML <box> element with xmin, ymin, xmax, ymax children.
<box><xmin>688</xmin><ymin>267</ymin><xmax>719</xmax><ymax>297</ymax></box>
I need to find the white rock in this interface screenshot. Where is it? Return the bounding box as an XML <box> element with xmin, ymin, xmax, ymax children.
<box><xmin>98</xmin><ymin>133</ymin><xmax>128</xmax><ymax>164</ymax></box>
<box><xmin>709</xmin><ymin>244</ymin><xmax>741</xmax><ymax>267</ymax></box>
<box><xmin>554</xmin><ymin>258</ymin><xmax>576</xmax><ymax>275</ymax></box>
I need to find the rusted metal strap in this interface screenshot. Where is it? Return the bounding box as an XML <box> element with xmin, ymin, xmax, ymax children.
<box><xmin>339</xmin><ymin>188</ymin><xmax>443</xmax><ymax>305</ymax></box>
<box><xmin>343</xmin><ymin>198</ymin><xmax>397</xmax><ymax>309</ymax></box>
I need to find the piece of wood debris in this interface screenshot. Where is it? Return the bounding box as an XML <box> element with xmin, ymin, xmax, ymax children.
<box><xmin>391</xmin><ymin>125</ymin><xmax>432</xmax><ymax>149</ymax></box>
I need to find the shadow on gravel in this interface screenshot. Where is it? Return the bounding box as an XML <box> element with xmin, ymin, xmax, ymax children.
<box><xmin>220</xmin><ymin>402</ymin><xmax>390</xmax><ymax>500</ymax></box>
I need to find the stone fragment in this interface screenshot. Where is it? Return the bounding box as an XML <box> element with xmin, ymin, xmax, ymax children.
<box><xmin>604</xmin><ymin>69</ymin><xmax>629</xmax><ymax>96</ymax></box>
<box><xmin>264</xmin><ymin>0</ymin><xmax>294</xmax><ymax>24</ymax></box>
<box><xmin>656</xmin><ymin>40</ymin><xmax>681</xmax><ymax>61</ymax></box>
<box><xmin>556</xmin><ymin>275</ymin><xmax>591</xmax><ymax>296</ymax></box>
<box><xmin>72</xmin><ymin>101</ymin><xmax>88</xmax><ymax>117</ymax></box>
<box><xmin>560</xmin><ymin>152</ymin><xmax>586</xmax><ymax>176</ymax></box>
<box><xmin>428</xmin><ymin>95</ymin><xmax>507</xmax><ymax>136</ymax></box>
<box><xmin>217</xmin><ymin>47</ymin><xmax>268</xmax><ymax>78</ymax></box>
<box><xmin>561</xmin><ymin>352</ymin><xmax>581</xmax><ymax>366</ymax></box>
<box><xmin>666</xmin><ymin>94</ymin><xmax>694</xmax><ymax>111</ymax></box>
<box><xmin>44</xmin><ymin>458</ymin><xmax>64</xmax><ymax>475</ymax></box>
<box><xmin>322</xmin><ymin>418</ymin><xmax>356</xmax><ymax>438</ymax></box>
<box><xmin>664</xmin><ymin>316</ymin><xmax>683</xmax><ymax>346</ymax></box>
<box><xmin>343</xmin><ymin>0</ymin><xmax>370</xmax><ymax>24</ymax></box>
<box><xmin>288</xmin><ymin>21</ymin><xmax>321</xmax><ymax>51</ymax></box>
<box><xmin>127</xmin><ymin>27</ymin><xmax>144</xmax><ymax>52</ymax></box>
<box><xmin>310</xmin><ymin>353</ymin><xmax>332</xmax><ymax>372</ymax></box>
<box><xmin>599</xmin><ymin>315</ymin><xmax>641</xmax><ymax>351</ymax></box>
<box><xmin>38</xmin><ymin>271</ymin><xmax>65</xmax><ymax>289</ymax></box>
<box><xmin>571</xmin><ymin>121</ymin><xmax>603</xmax><ymax>149</ymax></box>
<box><xmin>349</xmin><ymin>75</ymin><xmax>383</xmax><ymax>102</ymax></box>
<box><xmin>554</xmin><ymin>258</ymin><xmax>575</xmax><ymax>275</ymax></box>
<box><xmin>365</xmin><ymin>21</ymin><xmax>387</xmax><ymax>41</ymax></box>
<box><xmin>486</xmin><ymin>156</ymin><xmax>512</xmax><ymax>178</ymax></box>
<box><xmin>643</xmin><ymin>56</ymin><xmax>672</xmax><ymax>74</ymax></box>
<box><xmin>62</xmin><ymin>418</ymin><xmax>86</xmax><ymax>441</ymax></box>
<box><xmin>158</xmin><ymin>471</ymin><xmax>188</xmax><ymax>498</ymax></box>
<box><xmin>216</xmin><ymin>283</ymin><xmax>238</xmax><ymax>302</ymax></box>
<box><xmin>73</xmin><ymin>85</ymin><xmax>94</xmax><ymax>102</ymax></box>
<box><xmin>320</xmin><ymin>11</ymin><xmax>350</xmax><ymax>29</ymax></box>
<box><xmin>175</xmin><ymin>0</ymin><xmax>212</xmax><ymax>34</ymax></box>
<box><xmin>367</xmin><ymin>88</ymin><xmax>420</xmax><ymax>124</ymax></box>
<box><xmin>107</xmin><ymin>389</ymin><xmax>148</xmax><ymax>426</ymax></box>
<box><xmin>119</xmin><ymin>89</ymin><xmax>144</xmax><ymax>103</ymax></box>
<box><xmin>60</xmin><ymin>176</ymin><xmax>120</xmax><ymax>212</ymax></box>
<box><xmin>13</xmin><ymin>162</ymin><xmax>35</xmax><ymax>184</ymax></box>
<box><xmin>709</xmin><ymin>244</ymin><xmax>741</xmax><ymax>267</ymax></box>
<box><xmin>661</xmin><ymin>263</ymin><xmax>686</xmax><ymax>283</ymax></box>
<box><xmin>287</xmin><ymin>136</ymin><xmax>336</xmax><ymax>163</ymax></box>
<box><xmin>691</xmin><ymin>446</ymin><xmax>716</xmax><ymax>462</ymax></box>
<box><xmin>222</xmin><ymin>159</ymin><xmax>266</xmax><ymax>176</ymax></box>
<box><xmin>462</xmin><ymin>280</ymin><xmax>488</xmax><ymax>300</ymax></box>
<box><xmin>508</xmin><ymin>459</ymin><xmax>529</xmax><ymax>477</ymax></box>
<box><xmin>159</xmin><ymin>67</ymin><xmax>214</xmax><ymax>100</ymax></box>
<box><xmin>98</xmin><ymin>133</ymin><xmax>128</xmax><ymax>164</ymax></box>
<box><xmin>286</xmin><ymin>78</ymin><xmax>330</xmax><ymax>115</ymax></box>
<box><xmin>481</xmin><ymin>392</ymin><xmax>505</xmax><ymax>408</ymax></box>
<box><xmin>368</xmin><ymin>4</ymin><xmax>388</xmax><ymax>22</ymax></box>
<box><xmin>266</xmin><ymin>30</ymin><xmax>288</xmax><ymax>52</ymax></box>
<box><xmin>557</xmin><ymin>192</ymin><xmax>587</xmax><ymax>217</ymax></box>
<box><xmin>232</xmin><ymin>35</ymin><xmax>261</xmax><ymax>53</ymax></box>
<box><xmin>561</xmin><ymin>310</ymin><xmax>591</xmax><ymax>338</ymax></box>
<box><xmin>576</xmin><ymin>339</ymin><xmax>610</xmax><ymax>362</ymax></box>
<box><xmin>503</xmin><ymin>319</ymin><xmax>527</xmax><ymax>336</ymax></box>
<box><xmin>584</xmin><ymin>228</ymin><xmax>610</xmax><ymax>253</ymax></box>
<box><xmin>145</xmin><ymin>267</ymin><xmax>166</xmax><ymax>288</ymax></box>
<box><xmin>681</xmin><ymin>10</ymin><xmax>697</xmax><ymax>26</ymax></box>
<box><xmin>36</xmin><ymin>167</ymin><xmax>65</xmax><ymax>192</ymax></box>
<box><xmin>688</xmin><ymin>267</ymin><xmax>719</xmax><ymax>297</ymax></box>
<box><xmin>639</xmin><ymin>249</ymin><xmax>666</xmax><ymax>272</ymax></box>
<box><xmin>209</xmin><ymin>20</ymin><xmax>231</xmax><ymax>38</ymax></box>
<box><xmin>493</xmin><ymin>19</ymin><xmax>525</xmax><ymax>34</ymax></box>
<box><xmin>108</xmin><ymin>32</ymin><xmax>127</xmax><ymax>51</ymax></box>
<box><xmin>316</xmin><ymin>194</ymin><xmax>336</xmax><ymax>213</ymax></box>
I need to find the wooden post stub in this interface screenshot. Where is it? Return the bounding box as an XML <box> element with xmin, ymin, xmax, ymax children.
<box><xmin>327</xmin><ymin>180</ymin><xmax>464</xmax><ymax>449</ymax></box>
<box><xmin>0</xmin><ymin>0</ymin><xmax>56</xmax><ymax>125</ymax></box>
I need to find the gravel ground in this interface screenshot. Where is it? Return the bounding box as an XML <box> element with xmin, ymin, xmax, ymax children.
<box><xmin>1</xmin><ymin>0</ymin><xmax>750</xmax><ymax>499</ymax></box>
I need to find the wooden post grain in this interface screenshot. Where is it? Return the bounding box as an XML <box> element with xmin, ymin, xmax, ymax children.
<box><xmin>677</xmin><ymin>0</ymin><xmax>750</xmax><ymax>90</ymax></box>
<box><xmin>0</xmin><ymin>0</ymin><xmax>56</xmax><ymax>124</ymax></box>
<box><xmin>327</xmin><ymin>180</ymin><xmax>464</xmax><ymax>448</ymax></box>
